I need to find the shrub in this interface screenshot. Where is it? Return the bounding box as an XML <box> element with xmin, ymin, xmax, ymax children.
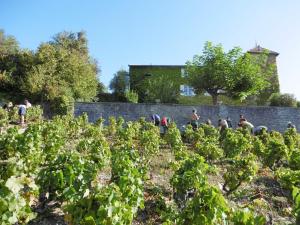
<box><xmin>26</xmin><ymin>105</ymin><xmax>43</xmax><ymax>122</ymax></box>
<box><xmin>269</xmin><ymin>93</ymin><xmax>297</xmax><ymax>107</ymax></box>
<box><xmin>0</xmin><ymin>108</ymin><xmax>8</xmax><ymax>128</ymax></box>
<box><xmin>125</xmin><ymin>90</ymin><xmax>138</xmax><ymax>103</ymax></box>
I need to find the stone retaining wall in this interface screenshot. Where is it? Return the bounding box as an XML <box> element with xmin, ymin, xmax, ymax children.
<box><xmin>74</xmin><ymin>102</ymin><xmax>300</xmax><ymax>132</ymax></box>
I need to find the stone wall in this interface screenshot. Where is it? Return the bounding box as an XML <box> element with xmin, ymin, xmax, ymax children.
<box><xmin>74</xmin><ymin>102</ymin><xmax>300</xmax><ymax>132</ymax></box>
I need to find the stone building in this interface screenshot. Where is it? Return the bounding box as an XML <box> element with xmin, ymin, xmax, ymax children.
<box><xmin>129</xmin><ymin>45</ymin><xmax>280</xmax><ymax>104</ymax></box>
<box><xmin>129</xmin><ymin>65</ymin><xmax>194</xmax><ymax>103</ymax></box>
<box><xmin>247</xmin><ymin>45</ymin><xmax>280</xmax><ymax>104</ymax></box>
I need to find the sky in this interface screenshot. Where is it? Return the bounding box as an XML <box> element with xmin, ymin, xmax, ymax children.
<box><xmin>1</xmin><ymin>0</ymin><xmax>300</xmax><ymax>98</ymax></box>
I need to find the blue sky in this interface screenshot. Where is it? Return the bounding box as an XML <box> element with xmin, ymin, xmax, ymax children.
<box><xmin>1</xmin><ymin>0</ymin><xmax>300</xmax><ymax>98</ymax></box>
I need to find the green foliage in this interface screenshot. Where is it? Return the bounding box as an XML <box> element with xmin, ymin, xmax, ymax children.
<box><xmin>130</xmin><ymin>66</ymin><xmax>183</xmax><ymax>103</ymax></box>
<box><xmin>201</xmin><ymin>124</ymin><xmax>219</xmax><ymax>138</ymax></box>
<box><xmin>169</xmin><ymin>153</ymin><xmax>230</xmax><ymax>224</ymax></box>
<box><xmin>0</xmin><ymin>124</ymin><xmax>44</xmax><ymax>179</ymax></box>
<box><xmin>65</xmin><ymin>142</ymin><xmax>146</xmax><ymax>224</ymax></box>
<box><xmin>95</xmin><ymin>117</ymin><xmax>105</xmax><ymax>130</ymax></box>
<box><xmin>284</xmin><ymin>128</ymin><xmax>300</xmax><ymax>151</ymax></box>
<box><xmin>0</xmin><ymin>108</ymin><xmax>8</xmax><ymax>128</ymax></box>
<box><xmin>263</xmin><ymin>132</ymin><xmax>289</xmax><ymax>169</ymax></box>
<box><xmin>195</xmin><ymin>137</ymin><xmax>223</xmax><ymax>162</ymax></box>
<box><xmin>221</xmin><ymin>129</ymin><xmax>251</xmax><ymax>158</ymax></box>
<box><xmin>223</xmin><ymin>154</ymin><xmax>258</xmax><ymax>194</ymax></box>
<box><xmin>0</xmin><ymin>29</ymin><xmax>19</xmax><ymax>55</ymax></box>
<box><xmin>292</xmin><ymin>186</ymin><xmax>300</xmax><ymax>224</ymax></box>
<box><xmin>276</xmin><ymin>168</ymin><xmax>300</xmax><ymax>189</ymax></box>
<box><xmin>50</xmin><ymin>94</ymin><xmax>74</xmax><ymax>115</ymax></box>
<box><xmin>251</xmin><ymin>136</ymin><xmax>266</xmax><ymax>159</ymax></box>
<box><xmin>24</xmin><ymin>41</ymin><xmax>97</xmax><ymax>113</ymax></box>
<box><xmin>171</xmin><ymin>155</ymin><xmax>210</xmax><ymax>199</ymax></box>
<box><xmin>38</xmin><ymin>151</ymin><xmax>100</xmax><ymax>202</ymax></box>
<box><xmin>230</xmin><ymin>208</ymin><xmax>266</xmax><ymax>225</ymax></box>
<box><xmin>111</xmin><ymin>144</ymin><xmax>144</xmax><ymax>213</ymax></box>
<box><xmin>0</xmin><ymin>30</ymin><xmax>102</xmax><ymax>107</ymax></box>
<box><xmin>289</xmin><ymin>149</ymin><xmax>300</xmax><ymax>170</ymax></box>
<box><xmin>65</xmin><ymin>184</ymin><xmax>138</xmax><ymax>225</ymax></box>
<box><xmin>0</xmin><ymin>175</ymin><xmax>38</xmax><ymax>225</ymax></box>
<box><xmin>138</xmin><ymin>124</ymin><xmax>161</xmax><ymax>161</ymax></box>
<box><xmin>186</xmin><ymin>41</ymin><xmax>268</xmax><ymax>104</ymax></box>
<box><xmin>26</xmin><ymin>105</ymin><xmax>43</xmax><ymax>122</ymax></box>
<box><xmin>125</xmin><ymin>90</ymin><xmax>138</xmax><ymax>103</ymax></box>
<box><xmin>164</xmin><ymin>123</ymin><xmax>185</xmax><ymax>154</ymax></box>
<box><xmin>178</xmin><ymin>185</ymin><xmax>229</xmax><ymax>225</ymax></box>
<box><xmin>269</xmin><ymin>93</ymin><xmax>297</xmax><ymax>107</ymax></box>
<box><xmin>143</xmin><ymin>73</ymin><xmax>182</xmax><ymax>103</ymax></box>
<box><xmin>109</xmin><ymin>69</ymin><xmax>129</xmax><ymax>95</ymax></box>
<box><xmin>108</xmin><ymin>116</ymin><xmax>117</xmax><ymax>136</ymax></box>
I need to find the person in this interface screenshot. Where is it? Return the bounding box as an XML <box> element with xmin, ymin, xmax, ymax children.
<box><xmin>24</xmin><ymin>99</ymin><xmax>32</xmax><ymax>108</ymax></box>
<box><xmin>218</xmin><ymin>118</ymin><xmax>228</xmax><ymax>133</ymax></box>
<box><xmin>190</xmin><ymin>109</ymin><xmax>200</xmax><ymax>130</ymax></box>
<box><xmin>151</xmin><ymin>114</ymin><xmax>160</xmax><ymax>126</ymax></box>
<box><xmin>287</xmin><ymin>121</ymin><xmax>296</xmax><ymax>129</ymax></box>
<box><xmin>2</xmin><ymin>102</ymin><xmax>13</xmax><ymax>112</ymax></box>
<box><xmin>253</xmin><ymin>126</ymin><xmax>268</xmax><ymax>135</ymax></box>
<box><xmin>239</xmin><ymin>119</ymin><xmax>254</xmax><ymax>133</ymax></box>
<box><xmin>226</xmin><ymin>117</ymin><xmax>232</xmax><ymax>128</ymax></box>
<box><xmin>18</xmin><ymin>99</ymin><xmax>32</xmax><ymax>126</ymax></box>
<box><xmin>161</xmin><ymin>116</ymin><xmax>169</xmax><ymax>134</ymax></box>
<box><xmin>239</xmin><ymin>114</ymin><xmax>245</xmax><ymax>122</ymax></box>
<box><xmin>206</xmin><ymin>119</ymin><xmax>212</xmax><ymax>126</ymax></box>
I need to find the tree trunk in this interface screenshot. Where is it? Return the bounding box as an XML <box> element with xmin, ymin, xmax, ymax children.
<box><xmin>212</xmin><ymin>94</ymin><xmax>218</xmax><ymax>105</ymax></box>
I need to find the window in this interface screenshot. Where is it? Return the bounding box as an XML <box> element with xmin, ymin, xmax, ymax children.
<box><xmin>180</xmin><ymin>68</ymin><xmax>186</xmax><ymax>77</ymax></box>
<box><xmin>180</xmin><ymin>85</ymin><xmax>195</xmax><ymax>96</ymax></box>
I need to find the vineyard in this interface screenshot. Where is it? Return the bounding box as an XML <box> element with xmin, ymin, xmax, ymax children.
<box><xmin>0</xmin><ymin>106</ymin><xmax>300</xmax><ymax>225</ymax></box>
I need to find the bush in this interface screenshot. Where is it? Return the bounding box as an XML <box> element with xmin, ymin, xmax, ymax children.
<box><xmin>0</xmin><ymin>108</ymin><xmax>8</xmax><ymax>128</ymax></box>
<box><xmin>26</xmin><ymin>105</ymin><xmax>43</xmax><ymax>122</ymax></box>
<box><xmin>50</xmin><ymin>95</ymin><xmax>74</xmax><ymax>115</ymax></box>
<box><xmin>125</xmin><ymin>90</ymin><xmax>138</xmax><ymax>103</ymax></box>
<box><xmin>269</xmin><ymin>93</ymin><xmax>297</xmax><ymax>107</ymax></box>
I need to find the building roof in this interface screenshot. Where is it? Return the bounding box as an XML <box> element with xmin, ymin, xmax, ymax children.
<box><xmin>247</xmin><ymin>45</ymin><xmax>279</xmax><ymax>56</ymax></box>
<box><xmin>129</xmin><ymin>64</ymin><xmax>185</xmax><ymax>68</ymax></box>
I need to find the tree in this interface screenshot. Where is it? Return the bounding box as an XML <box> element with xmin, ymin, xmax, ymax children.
<box><xmin>186</xmin><ymin>42</ymin><xmax>269</xmax><ymax>105</ymax></box>
<box><xmin>0</xmin><ymin>29</ymin><xmax>19</xmax><ymax>55</ymax></box>
<box><xmin>23</xmin><ymin>31</ymin><xmax>99</xmax><ymax>114</ymax></box>
<box><xmin>109</xmin><ymin>69</ymin><xmax>129</xmax><ymax>95</ymax></box>
<box><xmin>143</xmin><ymin>73</ymin><xmax>181</xmax><ymax>103</ymax></box>
<box><xmin>50</xmin><ymin>31</ymin><xmax>89</xmax><ymax>56</ymax></box>
<box><xmin>0</xmin><ymin>30</ymin><xmax>35</xmax><ymax>99</ymax></box>
<box><xmin>269</xmin><ymin>93</ymin><xmax>297</xmax><ymax>107</ymax></box>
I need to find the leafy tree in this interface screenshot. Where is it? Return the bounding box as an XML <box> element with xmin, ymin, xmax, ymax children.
<box><xmin>0</xmin><ymin>30</ymin><xmax>35</xmax><ymax>99</ymax></box>
<box><xmin>186</xmin><ymin>42</ymin><xmax>268</xmax><ymax>105</ymax></box>
<box><xmin>269</xmin><ymin>93</ymin><xmax>297</xmax><ymax>107</ymax></box>
<box><xmin>50</xmin><ymin>31</ymin><xmax>89</xmax><ymax>56</ymax></box>
<box><xmin>109</xmin><ymin>69</ymin><xmax>129</xmax><ymax>95</ymax></box>
<box><xmin>142</xmin><ymin>73</ymin><xmax>181</xmax><ymax>103</ymax></box>
<box><xmin>0</xmin><ymin>29</ymin><xmax>19</xmax><ymax>55</ymax></box>
<box><xmin>23</xmin><ymin>31</ymin><xmax>99</xmax><ymax>114</ymax></box>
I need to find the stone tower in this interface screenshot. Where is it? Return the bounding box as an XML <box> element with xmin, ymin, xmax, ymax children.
<box><xmin>247</xmin><ymin>45</ymin><xmax>280</xmax><ymax>105</ymax></box>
